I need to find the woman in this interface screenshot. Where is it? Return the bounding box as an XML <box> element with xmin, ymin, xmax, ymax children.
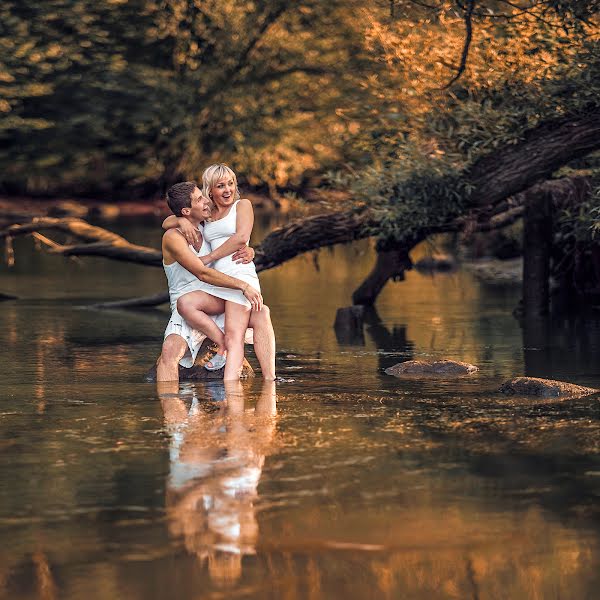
<box><xmin>164</xmin><ymin>164</ymin><xmax>263</xmax><ymax>380</ymax></box>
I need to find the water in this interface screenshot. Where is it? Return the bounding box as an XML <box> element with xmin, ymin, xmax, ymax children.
<box><xmin>0</xmin><ymin>215</ymin><xmax>599</xmax><ymax>599</ymax></box>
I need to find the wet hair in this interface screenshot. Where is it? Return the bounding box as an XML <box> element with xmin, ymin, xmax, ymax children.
<box><xmin>202</xmin><ymin>164</ymin><xmax>240</xmax><ymax>202</ymax></box>
<box><xmin>166</xmin><ymin>181</ymin><xmax>198</xmax><ymax>216</ymax></box>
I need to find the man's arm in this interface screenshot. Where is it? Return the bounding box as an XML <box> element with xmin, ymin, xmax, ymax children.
<box><xmin>163</xmin><ymin>230</ymin><xmax>263</xmax><ymax>309</ymax></box>
<box><xmin>163</xmin><ymin>214</ymin><xmax>252</xmax><ymax>262</ymax></box>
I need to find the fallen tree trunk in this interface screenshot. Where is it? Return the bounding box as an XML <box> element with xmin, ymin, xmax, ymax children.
<box><xmin>1</xmin><ymin>217</ymin><xmax>163</xmax><ymax>267</ymax></box>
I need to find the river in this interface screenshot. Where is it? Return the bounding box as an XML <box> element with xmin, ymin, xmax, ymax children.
<box><xmin>0</xmin><ymin>213</ymin><xmax>598</xmax><ymax>599</ymax></box>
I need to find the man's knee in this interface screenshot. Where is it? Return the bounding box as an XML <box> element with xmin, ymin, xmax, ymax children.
<box><xmin>251</xmin><ymin>304</ymin><xmax>271</xmax><ymax>328</ymax></box>
<box><xmin>159</xmin><ymin>335</ymin><xmax>186</xmax><ymax>365</ymax></box>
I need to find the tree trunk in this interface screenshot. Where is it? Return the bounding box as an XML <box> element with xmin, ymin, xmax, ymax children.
<box><xmin>468</xmin><ymin>109</ymin><xmax>600</xmax><ymax>207</ymax></box>
<box><xmin>523</xmin><ymin>187</ymin><xmax>553</xmax><ymax>316</ymax></box>
<box><xmin>352</xmin><ymin>247</ymin><xmax>413</xmax><ymax>305</ymax></box>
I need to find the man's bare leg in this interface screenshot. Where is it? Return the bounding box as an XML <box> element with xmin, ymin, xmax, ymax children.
<box><xmin>177</xmin><ymin>291</ymin><xmax>227</xmax><ymax>365</ymax></box>
<box><xmin>248</xmin><ymin>305</ymin><xmax>276</xmax><ymax>380</ymax></box>
<box><xmin>157</xmin><ymin>334</ymin><xmax>189</xmax><ymax>382</ymax></box>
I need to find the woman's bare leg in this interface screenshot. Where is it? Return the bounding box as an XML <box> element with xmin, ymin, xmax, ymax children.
<box><xmin>223</xmin><ymin>301</ymin><xmax>252</xmax><ymax>381</ymax></box>
<box><xmin>177</xmin><ymin>292</ymin><xmax>226</xmax><ymax>354</ymax></box>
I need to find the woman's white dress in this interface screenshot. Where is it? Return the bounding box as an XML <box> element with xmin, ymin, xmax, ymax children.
<box><xmin>201</xmin><ymin>199</ymin><xmax>261</xmax><ymax>309</ymax></box>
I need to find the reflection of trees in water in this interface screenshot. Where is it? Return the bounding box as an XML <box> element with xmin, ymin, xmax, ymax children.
<box><xmin>161</xmin><ymin>381</ymin><xmax>277</xmax><ymax>588</ymax></box>
<box><xmin>334</xmin><ymin>306</ymin><xmax>414</xmax><ymax>371</ymax></box>
<box><xmin>522</xmin><ymin>312</ymin><xmax>600</xmax><ymax>381</ymax></box>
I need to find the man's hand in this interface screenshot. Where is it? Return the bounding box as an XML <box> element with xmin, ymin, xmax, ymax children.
<box><xmin>232</xmin><ymin>245</ymin><xmax>255</xmax><ymax>264</ymax></box>
<box><xmin>242</xmin><ymin>284</ymin><xmax>263</xmax><ymax>311</ymax></box>
<box><xmin>178</xmin><ymin>218</ymin><xmax>200</xmax><ymax>249</ymax></box>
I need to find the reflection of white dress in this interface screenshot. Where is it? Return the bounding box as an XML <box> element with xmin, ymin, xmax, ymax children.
<box><xmin>167</xmin><ymin>397</ymin><xmax>263</xmax><ymax>556</ymax></box>
<box><xmin>202</xmin><ymin>200</ymin><xmax>261</xmax><ymax>308</ymax></box>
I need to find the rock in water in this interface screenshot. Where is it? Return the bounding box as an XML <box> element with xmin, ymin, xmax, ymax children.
<box><xmin>385</xmin><ymin>360</ymin><xmax>478</xmax><ymax>376</ymax></box>
<box><xmin>499</xmin><ymin>377</ymin><xmax>598</xmax><ymax>398</ymax></box>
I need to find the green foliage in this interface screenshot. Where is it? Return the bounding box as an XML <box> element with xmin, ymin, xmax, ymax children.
<box><xmin>556</xmin><ymin>181</ymin><xmax>600</xmax><ymax>244</ymax></box>
<box><xmin>342</xmin><ymin>1</ymin><xmax>599</xmax><ymax>245</ymax></box>
<box><xmin>352</xmin><ymin>161</ymin><xmax>473</xmax><ymax>247</ymax></box>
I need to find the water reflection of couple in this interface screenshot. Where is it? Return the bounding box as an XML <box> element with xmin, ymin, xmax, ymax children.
<box><xmin>161</xmin><ymin>380</ymin><xmax>277</xmax><ymax>586</ymax></box>
<box><xmin>156</xmin><ymin>164</ymin><xmax>276</xmax><ymax>382</ymax></box>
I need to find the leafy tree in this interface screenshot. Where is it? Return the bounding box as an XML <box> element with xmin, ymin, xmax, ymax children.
<box><xmin>341</xmin><ymin>1</ymin><xmax>599</xmax><ymax>244</ymax></box>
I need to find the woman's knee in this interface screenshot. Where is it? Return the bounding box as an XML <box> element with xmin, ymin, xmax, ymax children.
<box><xmin>224</xmin><ymin>331</ymin><xmax>245</xmax><ymax>348</ymax></box>
<box><xmin>177</xmin><ymin>294</ymin><xmax>192</xmax><ymax>315</ymax></box>
<box><xmin>177</xmin><ymin>294</ymin><xmax>195</xmax><ymax>317</ymax></box>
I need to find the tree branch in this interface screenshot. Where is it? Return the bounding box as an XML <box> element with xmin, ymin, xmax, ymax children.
<box><xmin>441</xmin><ymin>0</ymin><xmax>476</xmax><ymax>89</ymax></box>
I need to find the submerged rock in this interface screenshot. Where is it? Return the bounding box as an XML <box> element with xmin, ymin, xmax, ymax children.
<box><xmin>334</xmin><ymin>305</ymin><xmax>366</xmax><ymax>345</ymax></box>
<box><xmin>464</xmin><ymin>258</ymin><xmax>522</xmax><ymax>284</ymax></box>
<box><xmin>499</xmin><ymin>377</ymin><xmax>598</xmax><ymax>398</ymax></box>
<box><xmin>385</xmin><ymin>359</ymin><xmax>479</xmax><ymax>376</ymax></box>
<box><xmin>145</xmin><ymin>360</ymin><xmax>254</xmax><ymax>383</ymax></box>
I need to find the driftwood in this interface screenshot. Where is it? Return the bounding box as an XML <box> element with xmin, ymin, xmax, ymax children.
<box><xmin>0</xmin><ymin>217</ymin><xmax>163</xmax><ymax>266</ymax></box>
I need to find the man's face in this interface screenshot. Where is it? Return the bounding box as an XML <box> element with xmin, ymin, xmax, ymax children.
<box><xmin>188</xmin><ymin>187</ymin><xmax>211</xmax><ymax>220</ymax></box>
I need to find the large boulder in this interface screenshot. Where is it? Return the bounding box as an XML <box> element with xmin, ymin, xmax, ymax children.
<box><xmin>385</xmin><ymin>360</ymin><xmax>478</xmax><ymax>376</ymax></box>
<box><xmin>499</xmin><ymin>377</ymin><xmax>598</xmax><ymax>398</ymax></box>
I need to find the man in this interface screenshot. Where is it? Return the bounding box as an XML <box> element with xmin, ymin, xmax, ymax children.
<box><xmin>156</xmin><ymin>181</ymin><xmax>276</xmax><ymax>382</ymax></box>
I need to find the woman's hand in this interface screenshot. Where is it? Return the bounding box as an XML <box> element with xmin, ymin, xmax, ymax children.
<box><xmin>232</xmin><ymin>245</ymin><xmax>255</xmax><ymax>264</ymax></box>
<box><xmin>178</xmin><ymin>218</ymin><xmax>200</xmax><ymax>248</ymax></box>
<box><xmin>242</xmin><ymin>284</ymin><xmax>263</xmax><ymax>311</ymax></box>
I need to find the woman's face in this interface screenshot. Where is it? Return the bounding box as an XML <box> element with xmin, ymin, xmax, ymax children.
<box><xmin>211</xmin><ymin>176</ymin><xmax>236</xmax><ymax>208</ymax></box>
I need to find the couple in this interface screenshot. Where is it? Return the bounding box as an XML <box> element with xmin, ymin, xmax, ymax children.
<box><xmin>156</xmin><ymin>164</ymin><xmax>275</xmax><ymax>382</ymax></box>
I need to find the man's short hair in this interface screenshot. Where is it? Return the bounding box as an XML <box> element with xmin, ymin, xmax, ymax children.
<box><xmin>166</xmin><ymin>181</ymin><xmax>198</xmax><ymax>216</ymax></box>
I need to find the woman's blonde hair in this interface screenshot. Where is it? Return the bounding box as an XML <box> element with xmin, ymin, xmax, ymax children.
<box><xmin>202</xmin><ymin>163</ymin><xmax>240</xmax><ymax>203</ymax></box>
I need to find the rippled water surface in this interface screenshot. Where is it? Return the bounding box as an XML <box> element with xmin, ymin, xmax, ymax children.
<box><xmin>0</xmin><ymin>215</ymin><xmax>599</xmax><ymax>599</ymax></box>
